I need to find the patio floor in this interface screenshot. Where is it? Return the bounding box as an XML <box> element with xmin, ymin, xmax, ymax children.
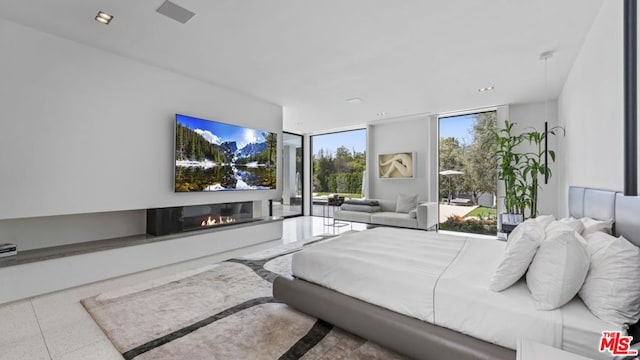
<box><xmin>438</xmin><ymin>204</ymin><xmax>478</xmax><ymax>223</ymax></box>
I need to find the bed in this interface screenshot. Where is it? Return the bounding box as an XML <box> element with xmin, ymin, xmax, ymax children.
<box><xmin>273</xmin><ymin>187</ymin><xmax>640</xmax><ymax>360</ymax></box>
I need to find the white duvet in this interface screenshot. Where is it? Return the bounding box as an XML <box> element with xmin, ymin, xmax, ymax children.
<box><xmin>292</xmin><ymin>227</ymin><xmax>617</xmax><ymax>359</ymax></box>
<box><xmin>293</xmin><ymin>227</ymin><xmax>465</xmax><ymax>322</ymax></box>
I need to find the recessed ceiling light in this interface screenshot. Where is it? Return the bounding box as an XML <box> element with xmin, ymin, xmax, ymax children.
<box><xmin>95</xmin><ymin>11</ymin><xmax>113</xmax><ymax>25</ymax></box>
<box><xmin>346</xmin><ymin>97</ymin><xmax>363</xmax><ymax>104</ymax></box>
<box><xmin>376</xmin><ymin>112</ymin><xmax>387</xmax><ymax>116</ymax></box>
<box><xmin>478</xmin><ymin>86</ymin><xmax>495</xmax><ymax>92</ymax></box>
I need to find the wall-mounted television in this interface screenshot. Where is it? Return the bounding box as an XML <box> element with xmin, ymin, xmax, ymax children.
<box><xmin>174</xmin><ymin>114</ymin><xmax>277</xmax><ymax>192</ymax></box>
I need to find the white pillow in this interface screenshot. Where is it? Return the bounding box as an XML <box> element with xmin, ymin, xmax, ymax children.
<box><xmin>526</xmin><ymin>227</ymin><xmax>590</xmax><ymax>310</ymax></box>
<box><xmin>556</xmin><ymin>217</ymin><xmax>585</xmax><ymax>234</ymax></box>
<box><xmin>534</xmin><ymin>214</ymin><xmax>555</xmax><ymax>229</ymax></box>
<box><xmin>395</xmin><ymin>193</ymin><xmax>418</xmax><ymax>213</ymax></box>
<box><xmin>579</xmin><ymin>232</ymin><xmax>640</xmax><ymax>326</ymax></box>
<box><xmin>489</xmin><ymin>220</ymin><xmax>545</xmax><ymax>292</ymax></box>
<box><xmin>546</xmin><ymin>220</ymin><xmax>586</xmax><ymax>245</ymax></box>
<box><xmin>580</xmin><ymin>217</ymin><xmax>614</xmax><ymax>236</ymax></box>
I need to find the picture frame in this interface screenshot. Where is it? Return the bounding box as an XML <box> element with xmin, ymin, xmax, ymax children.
<box><xmin>378</xmin><ymin>152</ymin><xmax>415</xmax><ymax>179</ymax></box>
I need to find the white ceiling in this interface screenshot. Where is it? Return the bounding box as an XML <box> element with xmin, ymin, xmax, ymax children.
<box><xmin>0</xmin><ymin>0</ymin><xmax>604</xmax><ymax>133</ymax></box>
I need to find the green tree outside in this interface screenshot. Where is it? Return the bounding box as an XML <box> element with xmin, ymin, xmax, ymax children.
<box><xmin>439</xmin><ymin>111</ymin><xmax>497</xmax><ymax>206</ymax></box>
<box><xmin>313</xmin><ymin>146</ymin><xmax>365</xmax><ymax>195</ymax></box>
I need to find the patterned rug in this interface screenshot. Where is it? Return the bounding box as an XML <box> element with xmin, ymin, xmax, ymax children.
<box><xmin>82</xmin><ymin>236</ymin><xmax>406</xmax><ymax>360</ymax></box>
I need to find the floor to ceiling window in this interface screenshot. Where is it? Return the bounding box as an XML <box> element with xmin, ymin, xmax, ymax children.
<box><xmin>311</xmin><ymin>129</ymin><xmax>366</xmax><ymax>216</ymax></box>
<box><xmin>272</xmin><ymin>132</ymin><xmax>303</xmax><ymax>218</ymax></box>
<box><xmin>438</xmin><ymin>111</ymin><xmax>497</xmax><ymax>235</ymax></box>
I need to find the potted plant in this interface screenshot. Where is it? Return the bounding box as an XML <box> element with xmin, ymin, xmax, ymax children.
<box><xmin>487</xmin><ymin>120</ymin><xmax>563</xmax><ymax>225</ymax></box>
<box><xmin>490</xmin><ymin>121</ymin><xmax>525</xmax><ymax>217</ymax></box>
<box><xmin>521</xmin><ymin>126</ymin><xmax>563</xmax><ymax>218</ymax></box>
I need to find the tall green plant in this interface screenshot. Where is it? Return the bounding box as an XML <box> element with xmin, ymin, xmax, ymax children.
<box><xmin>486</xmin><ymin>120</ymin><xmax>563</xmax><ymax>219</ymax></box>
<box><xmin>486</xmin><ymin>120</ymin><xmax>526</xmax><ymax>215</ymax></box>
<box><xmin>521</xmin><ymin>126</ymin><xmax>563</xmax><ymax>217</ymax></box>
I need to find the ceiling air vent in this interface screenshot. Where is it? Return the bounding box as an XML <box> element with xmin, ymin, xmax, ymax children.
<box><xmin>156</xmin><ymin>1</ymin><xmax>196</xmax><ymax>24</ymax></box>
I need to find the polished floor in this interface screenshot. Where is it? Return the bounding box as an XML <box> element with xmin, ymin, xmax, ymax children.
<box><xmin>0</xmin><ymin>216</ymin><xmax>365</xmax><ymax>360</ymax></box>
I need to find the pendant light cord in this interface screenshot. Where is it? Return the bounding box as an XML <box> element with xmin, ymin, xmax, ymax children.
<box><xmin>544</xmin><ymin>56</ymin><xmax>548</xmax><ymax>126</ymax></box>
<box><xmin>543</xmin><ymin>53</ymin><xmax>550</xmax><ymax>184</ymax></box>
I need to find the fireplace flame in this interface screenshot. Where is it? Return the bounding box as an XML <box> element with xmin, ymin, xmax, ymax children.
<box><xmin>201</xmin><ymin>216</ymin><xmax>236</xmax><ymax>227</ymax></box>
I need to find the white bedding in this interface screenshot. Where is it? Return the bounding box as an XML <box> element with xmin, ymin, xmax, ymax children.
<box><xmin>291</xmin><ymin>227</ymin><xmax>619</xmax><ymax>359</ymax></box>
<box><xmin>434</xmin><ymin>237</ymin><xmax>562</xmax><ymax>350</ymax></box>
<box><xmin>292</xmin><ymin>227</ymin><xmax>466</xmax><ymax>322</ymax></box>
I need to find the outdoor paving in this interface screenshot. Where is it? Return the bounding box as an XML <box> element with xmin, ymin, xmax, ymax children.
<box><xmin>438</xmin><ymin>204</ymin><xmax>478</xmax><ymax>223</ymax></box>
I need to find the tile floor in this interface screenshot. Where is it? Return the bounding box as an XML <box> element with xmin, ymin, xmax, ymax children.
<box><xmin>0</xmin><ymin>216</ymin><xmax>365</xmax><ymax>360</ymax></box>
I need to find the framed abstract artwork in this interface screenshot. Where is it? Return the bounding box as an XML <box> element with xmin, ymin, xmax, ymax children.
<box><xmin>378</xmin><ymin>152</ymin><xmax>415</xmax><ymax>179</ymax></box>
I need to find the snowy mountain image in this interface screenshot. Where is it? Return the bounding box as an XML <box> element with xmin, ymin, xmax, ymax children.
<box><xmin>235</xmin><ymin>142</ymin><xmax>268</xmax><ymax>158</ymax></box>
<box><xmin>174</xmin><ymin>114</ymin><xmax>276</xmax><ymax>192</ymax></box>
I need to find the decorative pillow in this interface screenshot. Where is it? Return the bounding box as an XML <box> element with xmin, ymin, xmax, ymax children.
<box><xmin>534</xmin><ymin>215</ymin><xmax>555</xmax><ymax>229</ymax></box>
<box><xmin>344</xmin><ymin>199</ymin><xmax>379</xmax><ymax>206</ymax></box>
<box><xmin>545</xmin><ymin>221</ymin><xmax>567</xmax><ymax>235</ymax></box>
<box><xmin>582</xmin><ymin>230</ymin><xmax>613</xmax><ymax>254</ymax></box>
<box><xmin>526</xmin><ymin>227</ymin><xmax>589</xmax><ymax>310</ymax></box>
<box><xmin>395</xmin><ymin>193</ymin><xmax>418</xmax><ymax>213</ymax></box>
<box><xmin>339</xmin><ymin>204</ymin><xmax>381</xmax><ymax>213</ymax></box>
<box><xmin>489</xmin><ymin>220</ymin><xmax>545</xmax><ymax>292</ymax></box>
<box><xmin>579</xmin><ymin>232</ymin><xmax>640</xmax><ymax>326</ymax></box>
<box><xmin>552</xmin><ymin>217</ymin><xmax>585</xmax><ymax>234</ymax></box>
<box><xmin>408</xmin><ymin>209</ymin><xmax>417</xmax><ymax>219</ymax></box>
<box><xmin>580</xmin><ymin>217</ymin><xmax>614</xmax><ymax>236</ymax></box>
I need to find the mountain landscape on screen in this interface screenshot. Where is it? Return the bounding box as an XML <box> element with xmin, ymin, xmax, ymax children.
<box><xmin>175</xmin><ymin>114</ymin><xmax>277</xmax><ymax>192</ymax></box>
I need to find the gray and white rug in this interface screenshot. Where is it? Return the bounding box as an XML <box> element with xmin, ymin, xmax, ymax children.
<box><xmin>82</xmin><ymin>237</ymin><xmax>407</xmax><ymax>360</ymax></box>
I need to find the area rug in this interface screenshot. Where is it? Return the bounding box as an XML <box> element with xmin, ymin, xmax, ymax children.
<box><xmin>81</xmin><ymin>236</ymin><xmax>406</xmax><ymax>360</ymax></box>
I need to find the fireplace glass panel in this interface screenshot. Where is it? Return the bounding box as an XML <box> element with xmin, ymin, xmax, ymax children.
<box><xmin>147</xmin><ymin>201</ymin><xmax>255</xmax><ymax>236</ymax></box>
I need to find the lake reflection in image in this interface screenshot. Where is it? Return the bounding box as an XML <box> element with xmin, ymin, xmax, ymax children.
<box><xmin>175</xmin><ymin>164</ymin><xmax>276</xmax><ymax>192</ymax></box>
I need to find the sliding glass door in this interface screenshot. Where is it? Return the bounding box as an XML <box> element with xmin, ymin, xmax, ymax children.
<box><xmin>311</xmin><ymin>129</ymin><xmax>366</xmax><ymax>216</ymax></box>
<box><xmin>438</xmin><ymin>111</ymin><xmax>497</xmax><ymax>235</ymax></box>
<box><xmin>272</xmin><ymin>132</ymin><xmax>303</xmax><ymax>218</ymax></box>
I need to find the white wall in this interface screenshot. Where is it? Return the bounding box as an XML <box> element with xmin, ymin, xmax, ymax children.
<box><xmin>0</xmin><ymin>19</ymin><xmax>283</xmax><ymax>251</ymax></box>
<box><xmin>0</xmin><ymin>220</ymin><xmax>282</xmax><ymax>304</ymax></box>
<box><xmin>557</xmin><ymin>0</ymin><xmax>634</xmax><ymax>216</ymax></box>
<box><xmin>0</xmin><ymin>18</ymin><xmax>283</xmax><ymax>221</ymax></box>
<box><xmin>0</xmin><ymin>210</ymin><xmax>145</xmax><ymax>251</ymax></box>
<box><xmin>368</xmin><ymin>116</ymin><xmax>433</xmax><ymax>201</ymax></box>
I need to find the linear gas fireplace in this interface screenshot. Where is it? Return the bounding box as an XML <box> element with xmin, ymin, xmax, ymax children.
<box><xmin>146</xmin><ymin>201</ymin><xmax>258</xmax><ymax>236</ymax></box>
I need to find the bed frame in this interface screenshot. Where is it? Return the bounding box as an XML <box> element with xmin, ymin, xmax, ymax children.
<box><xmin>273</xmin><ymin>187</ymin><xmax>640</xmax><ymax>360</ymax></box>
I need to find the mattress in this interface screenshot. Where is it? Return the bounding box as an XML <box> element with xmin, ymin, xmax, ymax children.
<box><xmin>291</xmin><ymin>227</ymin><xmax>620</xmax><ymax>359</ymax></box>
<box><xmin>292</xmin><ymin>227</ymin><xmax>466</xmax><ymax>322</ymax></box>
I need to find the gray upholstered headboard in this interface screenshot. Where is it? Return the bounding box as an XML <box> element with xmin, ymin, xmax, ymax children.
<box><xmin>568</xmin><ymin>186</ymin><xmax>640</xmax><ymax>247</ymax></box>
<box><xmin>615</xmin><ymin>193</ymin><xmax>640</xmax><ymax>246</ymax></box>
